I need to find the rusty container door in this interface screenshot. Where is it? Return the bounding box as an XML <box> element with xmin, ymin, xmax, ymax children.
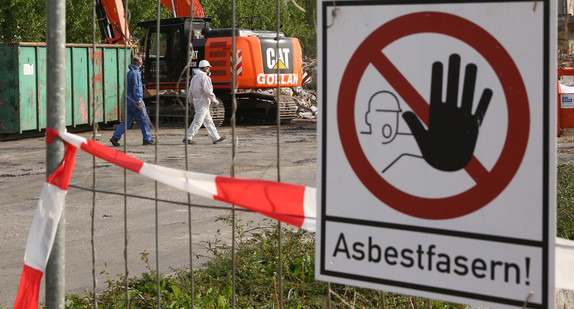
<box><xmin>0</xmin><ymin>44</ymin><xmax>47</xmax><ymax>133</ymax></box>
<box><xmin>0</xmin><ymin>44</ymin><xmax>20</xmax><ymax>133</ymax></box>
<box><xmin>103</xmin><ymin>47</ymin><xmax>120</xmax><ymax>123</ymax></box>
<box><xmin>0</xmin><ymin>43</ymin><xmax>131</xmax><ymax>135</ymax></box>
<box><xmin>16</xmin><ymin>46</ymin><xmax>38</xmax><ymax>132</ymax></box>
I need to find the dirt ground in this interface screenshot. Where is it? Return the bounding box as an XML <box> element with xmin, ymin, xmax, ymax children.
<box><xmin>0</xmin><ymin>119</ymin><xmax>318</xmax><ymax>306</ymax></box>
<box><xmin>3</xmin><ymin>121</ymin><xmax>574</xmax><ymax>307</ymax></box>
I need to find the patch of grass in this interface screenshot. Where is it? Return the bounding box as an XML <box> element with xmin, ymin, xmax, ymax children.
<box><xmin>558</xmin><ymin>163</ymin><xmax>574</xmax><ymax>239</ymax></box>
<box><xmin>64</xmin><ymin>163</ymin><xmax>574</xmax><ymax>308</ymax></box>
<box><xmin>65</xmin><ymin>217</ymin><xmax>464</xmax><ymax>308</ymax></box>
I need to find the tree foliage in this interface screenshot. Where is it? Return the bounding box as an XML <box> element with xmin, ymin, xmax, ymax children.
<box><xmin>202</xmin><ymin>0</ymin><xmax>316</xmax><ymax>57</ymax></box>
<box><xmin>67</xmin><ymin>0</ymin><xmax>173</xmax><ymax>44</ymax></box>
<box><xmin>0</xmin><ymin>0</ymin><xmax>316</xmax><ymax>56</ymax></box>
<box><xmin>126</xmin><ymin>0</ymin><xmax>173</xmax><ymax>45</ymax></box>
<box><xmin>0</xmin><ymin>0</ymin><xmax>46</xmax><ymax>42</ymax></box>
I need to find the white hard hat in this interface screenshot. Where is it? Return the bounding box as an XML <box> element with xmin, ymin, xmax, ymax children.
<box><xmin>199</xmin><ymin>60</ymin><xmax>211</xmax><ymax>68</ymax></box>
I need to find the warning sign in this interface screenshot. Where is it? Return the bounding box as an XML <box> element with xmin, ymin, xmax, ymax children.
<box><xmin>339</xmin><ymin>11</ymin><xmax>530</xmax><ymax>220</ymax></box>
<box><xmin>316</xmin><ymin>1</ymin><xmax>555</xmax><ymax>308</ymax></box>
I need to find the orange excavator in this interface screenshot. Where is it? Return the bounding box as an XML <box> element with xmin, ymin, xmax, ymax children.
<box><xmin>96</xmin><ymin>0</ymin><xmax>303</xmax><ymax>124</ymax></box>
<box><xmin>96</xmin><ymin>0</ymin><xmax>205</xmax><ymax>44</ymax></box>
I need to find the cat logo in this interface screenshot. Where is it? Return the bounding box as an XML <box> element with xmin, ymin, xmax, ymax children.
<box><xmin>266</xmin><ymin>48</ymin><xmax>290</xmax><ymax>70</ymax></box>
<box><xmin>190</xmin><ymin>50</ymin><xmax>202</xmax><ymax>68</ymax></box>
<box><xmin>261</xmin><ymin>38</ymin><xmax>294</xmax><ymax>74</ymax></box>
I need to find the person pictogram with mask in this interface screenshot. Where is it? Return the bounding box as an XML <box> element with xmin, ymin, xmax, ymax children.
<box><xmin>361</xmin><ymin>91</ymin><xmax>421</xmax><ymax>173</ymax></box>
<box><xmin>361</xmin><ymin>54</ymin><xmax>491</xmax><ymax>175</ymax></box>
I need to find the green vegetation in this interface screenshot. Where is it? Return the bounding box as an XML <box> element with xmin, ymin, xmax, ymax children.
<box><xmin>0</xmin><ymin>0</ymin><xmax>317</xmax><ymax>57</ymax></box>
<box><xmin>202</xmin><ymin>0</ymin><xmax>316</xmax><ymax>57</ymax></box>
<box><xmin>0</xmin><ymin>0</ymin><xmax>172</xmax><ymax>44</ymax></box>
<box><xmin>42</xmin><ymin>164</ymin><xmax>574</xmax><ymax>307</ymax></box>
<box><xmin>557</xmin><ymin>163</ymin><xmax>574</xmax><ymax>239</ymax></box>
<box><xmin>64</xmin><ymin>217</ymin><xmax>464</xmax><ymax>308</ymax></box>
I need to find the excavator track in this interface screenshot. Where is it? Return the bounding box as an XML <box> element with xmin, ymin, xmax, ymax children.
<box><xmin>220</xmin><ymin>92</ymin><xmax>297</xmax><ymax>124</ymax></box>
<box><xmin>145</xmin><ymin>91</ymin><xmax>296</xmax><ymax>126</ymax></box>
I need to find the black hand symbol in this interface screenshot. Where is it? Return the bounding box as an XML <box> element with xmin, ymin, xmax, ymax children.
<box><xmin>402</xmin><ymin>54</ymin><xmax>492</xmax><ymax>172</ymax></box>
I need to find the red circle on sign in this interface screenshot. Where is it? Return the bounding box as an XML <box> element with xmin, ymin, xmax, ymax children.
<box><xmin>338</xmin><ymin>12</ymin><xmax>529</xmax><ymax>219</ymax></box>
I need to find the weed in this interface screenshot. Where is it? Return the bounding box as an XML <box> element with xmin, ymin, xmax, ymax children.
<box><xmin>64</xmin><ymin>163</ymin><xmax>574</xmax><ymax>308</ymax></box>
<box><xmin>65</xmin><ymin>218</ymin><xmax>465</xmax><ymax>308</ymax></box>
<box><xmin>558</xmin><ymin>163</ymin><xmax>574</xmax><ymax>239</ymax></box>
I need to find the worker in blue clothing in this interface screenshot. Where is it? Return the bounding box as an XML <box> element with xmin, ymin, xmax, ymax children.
<box><xmin>110</xmin><ymin>56</ymin><xmax>154</xmax><ymax>146</ymax></box>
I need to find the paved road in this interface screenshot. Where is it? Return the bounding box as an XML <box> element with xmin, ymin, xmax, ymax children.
<box><xmin>0</xmin><ymin>120</ymin><xmax>317</xmax><ymax>306</ymax></box>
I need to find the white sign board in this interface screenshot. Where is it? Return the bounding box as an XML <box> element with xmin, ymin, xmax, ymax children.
<box><xmin>561</xmin><ymin>94</ymin><xmax>574</xmax><ymax>109</ymax></box>
<box><xmin>23</xmin><ymin>64</ymin><xmax>34</xmax><ymax>76</ymax></box>
<box><xmin>316</xmin><ymin>1</ymin><xmax>555</xmax><ymax>308</ymax></box>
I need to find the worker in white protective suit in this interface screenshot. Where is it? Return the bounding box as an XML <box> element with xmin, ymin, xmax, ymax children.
<box><xmin>183</xmin><ymin>60</ymin><xmax>226</xmax><ymax>145</ymax></box>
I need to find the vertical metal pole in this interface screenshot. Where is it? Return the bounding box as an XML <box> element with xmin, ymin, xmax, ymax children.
<box><xmin>275</xmin><ymin>0</ymin><xmax>282</xmax><ymax>180</ymax></box>
<box><xmin>45</xmin><ymin>0</ymin><xmax>66</xmax><ymax>307</ymax></box>
<box><xmin>564</xmin><ymin>14</ymin><xmax>570</xmax><ymax>55</ymax></box>
<box><xmin>155</xmin><ymin>1</ymin><xmax>162</xmax><ymax>308</ymax></box>
<box><xmin>231</xmin><ymin>1</ymin><xmax>236</xmax><ymax>166</ymax></box>
<box><xmin>380</xmin><ymin>291</ymin><xmax>385</xmax><ymax>309</ymax></box>
<box><xmin>327</xmin><ymin>282</ymin><xmax>331</xmax><ymax>308</ymax></box>
<box><xmin>231</xmin><ymin>2</ymin><xmax>237</xmax><ymax>308</ymax></box>
<box><xmin>123</xmin><ymin>0</ymin><xmax>131</xmax><ymax>307</ymax></box>
<box><xmin>186</xmin><ymin>3</ymin><xmax>195</xmax><ymax>308</ymax></box>
<box><xmin>170</xmin><ymin>0</ymin><xmax>178</xmax><ymax>17</ymax></box>
<box><xmin>91</xmin><ymin>1</ymin><xmax>98</xmax><ymax>308</ymax></box>
<box><xmin>275</xmin><ymin>1</ymin><xmax>283</xmax><ymax>308</ymax></box>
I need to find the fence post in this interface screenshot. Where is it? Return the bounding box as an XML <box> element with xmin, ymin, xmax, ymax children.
<box><xmin>275</xmin><ymin>0</ymin><xmax>284</xmax><ymax>307</ymax></box>
<box><xmin>45</xmin><ymin>0</ymin><xmax>67</xmax><ymax>307</ymax></box>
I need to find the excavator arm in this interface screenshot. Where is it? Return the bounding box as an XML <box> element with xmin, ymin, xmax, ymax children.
<box><xmin>96</xmin><ymin>0</ymin><xmax>204</xmax><ymax>45</ymax></box>
<box><xmin>160</xmin><ymin>0</ymin><xmax>204</xmax><ymax>18</ymax></box>
<box><xmin>96</xmin><ymin>0</ymin><xmax>130</xmax><ymax>44</ymax></box>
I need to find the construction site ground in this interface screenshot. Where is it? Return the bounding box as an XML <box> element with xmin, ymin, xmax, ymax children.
<box><xmin>0</xmin><ymin>119</ymin><xmax>317</xmax><ymax>306</ymax></box>
<box><xmin>3</xmin><ymin>121</ymin><xmax>574</xmax><ymax>307</ymax></box>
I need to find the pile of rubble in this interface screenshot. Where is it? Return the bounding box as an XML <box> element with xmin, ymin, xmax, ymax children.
<box><xmin>292</xmin><ymin>57</ymin><xmax>318</xmax><ymax>120</ymax></box>
<box><xmin>292</xmin><ymin>88</ymin><xmax>317</xmax><ymax>119</ymax></box>
<box><xmin>260</xmin><ymin>57</ymin><xmax>318</xmax><ymax>120</ymax></box>
<box><xmin>559</xmin><ymin>53</ymin><xmax>574</xmax><ymax>67</ymax></box>
<box><xmin>296</xmin><ymin>57</ymin><xmax>318</xmax><ymax>119</ymax></box>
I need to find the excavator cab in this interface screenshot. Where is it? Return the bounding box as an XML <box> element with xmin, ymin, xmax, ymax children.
<box><xmin>137</xmin><ymin>16</ymin><xmax>303</xmax><ymax>124</ymax></box>
<box><xmin>138</xmin><ymin>17</ymin><xmax>211</xmax><ymax>89</ymax></box>
<box><xmin>137</xmin><ymin>17</ymin><xmax>228</xmax><ymax>125</ymax></box>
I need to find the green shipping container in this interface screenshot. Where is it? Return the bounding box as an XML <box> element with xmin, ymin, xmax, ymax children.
<box><xmin>0</xmin><ymin>42</ymin><xmax>134</xmax><ymax>134</ymax></box>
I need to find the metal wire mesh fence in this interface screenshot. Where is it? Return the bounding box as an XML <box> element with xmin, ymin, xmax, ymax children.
<box><xmin>39</xmin><ymin>0</ymin><xmax>319</xmax><ymax>308</ymax></box>
<box><xmin>21</xmin><ymin>0</ymin><xmax>444</xmax><ymax>308</ymax></box>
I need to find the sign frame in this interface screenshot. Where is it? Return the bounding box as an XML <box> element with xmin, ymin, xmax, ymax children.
<box><xmin>316</xmin><ymin>1</ymin><xmax>555</xmax><ymax>308</ymax></box>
